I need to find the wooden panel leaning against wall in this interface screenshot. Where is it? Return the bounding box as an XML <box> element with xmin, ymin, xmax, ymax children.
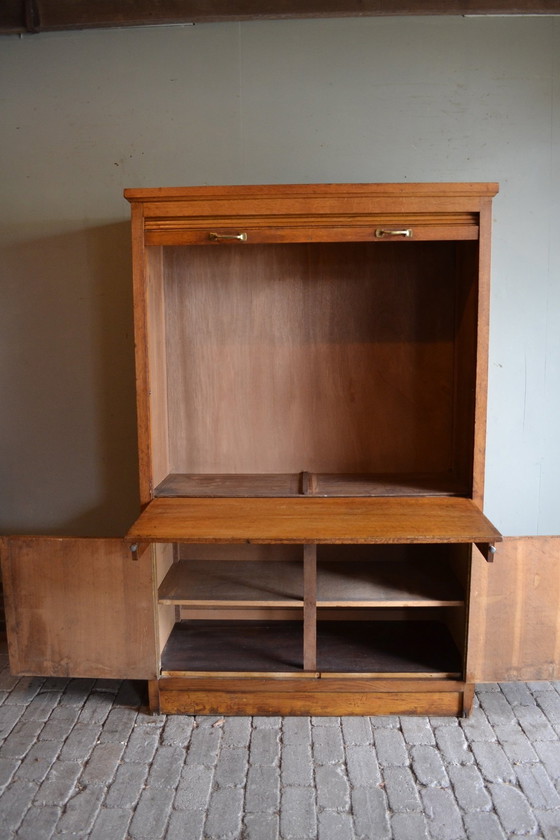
<box><xmin>468</xmin><ymin>536</ymin><xmax>560</xmax><ymax>682</ymax></box>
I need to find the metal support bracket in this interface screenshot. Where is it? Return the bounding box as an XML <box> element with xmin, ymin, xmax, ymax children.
<box><xmin>129</xmin><ymin>542</ymin><xmax>149</xmax><ymax>561</ymax></box>
<box><xmin>475</xmin><ymin>542</ymin><xmax>497</xmax><ymax>563</ymax></box>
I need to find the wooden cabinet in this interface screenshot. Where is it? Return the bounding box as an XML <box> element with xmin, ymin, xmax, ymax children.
<box><xmin>1</xmin><ymin>183</ymin><xmax>501</xmax><ymax>716</ymax></box>
<box><xmin>125</xmin><ymin>183</ymin><xmax>501</xmax><ymax>715</ymax></box>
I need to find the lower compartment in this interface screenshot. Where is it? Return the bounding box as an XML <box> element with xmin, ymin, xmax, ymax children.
<box><xmin>161</xmin><ymin>618</ymin><xmax>462</xmax><ymax>676</ymax></box>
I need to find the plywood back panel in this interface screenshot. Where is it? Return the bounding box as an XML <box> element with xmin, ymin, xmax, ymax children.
<box><xmin>468</xmin><ymin>536</ymin><xmax>560</xmax><ymax>682</ymax></box>
<box><xmin>159</xmin><ymin>241</ymin><xmax>475</xmax><ymax>477</ymax></box>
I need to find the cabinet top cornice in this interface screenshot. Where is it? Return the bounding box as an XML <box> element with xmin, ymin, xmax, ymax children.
<box><xmin>124</xmin><ymin>182</ymin><xmax>499</xmax><ymax>203</ymax></box>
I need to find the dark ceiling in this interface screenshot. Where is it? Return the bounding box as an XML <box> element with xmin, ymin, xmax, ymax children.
<box><xmin>2</xmin><ymin>0</ymin><xmax>560</xmax><ymax>35</ymax></box>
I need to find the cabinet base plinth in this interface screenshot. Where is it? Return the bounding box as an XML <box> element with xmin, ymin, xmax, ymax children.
<box><xmin>150</xmin><ymin>676</ymin><xmax>473</xmax><ymax>717</ymax></box>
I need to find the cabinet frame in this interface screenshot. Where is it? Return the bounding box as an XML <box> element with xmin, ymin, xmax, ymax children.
<box><xmin>124</xmin><ymin>182</ymin><xmax>500</xmax><ymax>716</ymax></box>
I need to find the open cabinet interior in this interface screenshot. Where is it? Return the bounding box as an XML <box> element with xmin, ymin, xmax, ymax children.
<box><xmin>146</xmin><ymin>239</ymin><xmax>479</xmax><ymax>499</ymax></box>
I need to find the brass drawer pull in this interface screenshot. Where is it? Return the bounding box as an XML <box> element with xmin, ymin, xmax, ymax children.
<box><xmin>209</xmin><ymin>232</ymin><xmax>248</xmax><ymax>242</ymax></box>
<box><xmin>375</xmin><ymin>228</ymin><xmax>413</xmax><ymax>238</ymax></box>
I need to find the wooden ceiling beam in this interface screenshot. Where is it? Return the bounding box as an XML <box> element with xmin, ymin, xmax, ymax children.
<box><xmin>2</xmin><ymin>0</ymin><xmax>560</xmax><ymax>34</ymax></box>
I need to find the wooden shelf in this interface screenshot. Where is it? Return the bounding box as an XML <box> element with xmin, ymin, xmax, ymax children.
<box><xmin>158</xmin><ymin>556</ymin><xmax>464</xmax><ymax>607</ymax></box>
<box><xmin>160</xmin><ymin>619</ymin><xmax>462</xmax><ymax>676</ymax></box>
<box><xmin>128</xmin><ymin>496</ymin><xmax>502</xmax><ymax>545</ymax></box>
<box><xmin>155</xmin><ymin>472</ymin><xmax>469</xmax><ymax>498</ymax></box>
<box><xmin>159</xmin><ymin>560</ymin><xmax>303</xmax><ymax>606</ymax></box>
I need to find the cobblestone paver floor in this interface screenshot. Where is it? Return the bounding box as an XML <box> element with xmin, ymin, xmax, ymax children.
<box><xmin>1</xmin><ymin>646</ymin><xmax>560</xmax><ymax>839</ymax></box>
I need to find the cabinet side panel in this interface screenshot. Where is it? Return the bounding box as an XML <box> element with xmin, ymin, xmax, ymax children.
<box><xmin>1</xmin><ymin>537</ymin><xmax>157</xmax><ymax>680</ymax></box>
<box><xmin>472</xmin><ymin>199</ymin><xmax>493</xmax><ymax>506</ymax></box>
<box><xmin>468</xmin><ymin>536</ymin><xmax>560</xmax><ymax>682</ymax></box>
<box><xmin>146</xmin><ymin>246</ymin><xmax>170</xmax><ymax>490</ymax></box>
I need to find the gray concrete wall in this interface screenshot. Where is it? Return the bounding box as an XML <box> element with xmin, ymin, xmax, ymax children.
<box><xmin>0</xmin><ymin>16</ymin><xmax>558</xmax><ymax>536</ymax></box>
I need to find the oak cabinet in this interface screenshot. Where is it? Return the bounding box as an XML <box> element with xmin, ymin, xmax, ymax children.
<box><xmin>1</xmin><ymin>183</ymin><xmax>501</xmax><ymax>716</ymax></box>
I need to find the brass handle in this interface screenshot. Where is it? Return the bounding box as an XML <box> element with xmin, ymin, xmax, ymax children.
<box><xmin>375</xmin><ymin>228</ymin><xmax>413</xmax><ymax>238</ymax></box>
<box><xmin>208</xmin><ymin>232</ymin><xmax>248</xmax><ymax>242</ymax></box>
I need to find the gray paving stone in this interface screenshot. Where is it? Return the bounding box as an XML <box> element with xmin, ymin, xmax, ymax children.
<box><xmin>146</xmin><ymin>744</ymin><xmax>184</xmax><ymax>789</ymax></box>
<box><xmin>383</xmin><ymin>766</ymin><xmax>422</xmax><ymax>812</ymax></box>
<box><xmin>537</xmin><ymin>692</ymin><xmax>560</xmax><ymax>725</ymax></box>
<box><xmin>4</xmin><ymin>677</ymin><xmax>44</xmax><ymax>707</ymax></box>
<box><xmin>494</xmin><ymin>721</ymin><xmax>539</xmax><ymax>764</ymax></box>
<box><xmin>1</xmin><ymin>721</ymin><xmax>43</xmax><ymax>759</ymax></box>
<box><xmin>33</xmin><ymin>760</ymin><xmax>81</xmax><ymax>806</ymax></box>
<box><xmin>470</xmin><ymin>740</ymin><xmax>516</xmax><ymax>783</ymax></box>
<box><xmin>0</xmin><ymin>757</ymin><xmax>19</xmax><ymax>790</ymax></box>
<box><xmin>448</xmin><ymin>763</ymin><xmax>492</xmax><ymax>812</ymax></box>
<box><xmin>122</xmin><ymin>725</ymin><xmax>160</xmax><ymax>764</ymax></box>
<box><xmin>374</xmin><ymin>727</ymin><xmax>409</xmax><ymax>767</ymax></box>
<box><xmin>37</xmin><ymin>711</ymin><xmax>80</xmax><ymax>743</ymax></box>
<box><xmin>461</xmin><ymin>707</ymin><xmax>496</xmax><ymax>742</ymax></box>
<box><xmin>0</xmin><ymin>705</ymin><xmax>22</xmax><ymax>740</ymax></box>
<box><xmin>249</xmin><ymin>726</ymin><xmax>280</xmax><ymax>765</ymax></box>
<box><xmin>312</xmin><ymin>716</ymin><xmax>341</xmax><ymax>727</ymax></box>
<box><xmin>280</xmin><ymin>786</ymin><xmax>317</xmax><ymax>839</ymax></box>
<box><xmin>411</xmin><ymin>744</ymin><xmax>450</xmax><ymax>787</ymax></box>
<box><xmin>434</xmin><ymin>723</ymin><xmax>473</xmax><ymax>765</ymax></box>
<box><xmin>282</xmin><ymin>716</ymin><xmax>311</xmax><ymax>744</ymax></box>
<box><xmin>253</xmin><ymin>716</ymin><xmax>282</xmax><ymax>728</ymax></box>
<box><xmin>0</xmin><ymin>780</ymin><xmax>39</xmax><ymax>831</ymax></box>
<box><xmin>20</xmin><ymin>692</ymin><xmax>61</xmax><ymax>722</ymax></box>
<box><xmin>463</xmin><ymin>810</ymin><xmax>507</xmax><ymax>840</ymax></box>
<box><xmin>245</xmin><ymin>764</ymin><xmax>280</xmax><ymax>813</ymax></box>
<box><xmin>55</xmin><ymin>784</ymin><xmax>105</xmax><ymax>835</ymax></box>
<box><xmin>165</xmin><ymin>809</ymin><xmax>205</xmax><ymax>840</ymax></box>
<box><xmin>515</xmin><ymin>703</ymin><xmax>558</xmax><ymax>741</ymax></box>
<box><xmin>185</xmin><ymin>724</ymin><xmax>221</xmax><ymax>766</ymax></box>
<box><xmin>515</xmin><ymin>763</ymin><xmax>560</xmax><ymax>808</ymax></box>
<box><xmin>13</xmin><ymin>740</ymin><xmax>59</xmax><ymax>783</ymax></box>
<box><xmin>59</xmin><ymin>679</ymin><xmax>96</xmax><ymax>706</ymax></box>
<box><xmin>174</xmin><ymin>764</ymin><xmax>214</xmax><ymax>810</ymax></box>
<box><xmin>318</xmin><ymin>809</ymin><xmax>355</xmax><ymax>840</ymax></box>
<box><xmin>352</xmin><ymin>786</ymin><xmax>390</xmax><ymax>840</ymax></box>
<box><xmin>500</xmin><ymin>682</ymin><xmax>538</xmax><ymax>707</ymax></box>
<box><xmin>214</xmin><ymin>746</ymin><xmax>248</xmax><ymax>788</ymax></box>
<box><xmin>161</xmin><ymin>715</ymin><xmax>194</xmax><ymax>747</ymax></box>
<box><xmin>391</xmin><ymin>812</ymin><xmax>429</xmax><ymax>840</ymax></box>
<box><xmin>369</xmin><ymin>715</ymin><xmax>400</xmax><ymax>728</ymax></box>
<box><xmin>313</xmin><ymin>724</ymin><xmax>345</xmax><ymax>765</ymax></box>
<box><xmin>59</xmin><ymin>723</ymin><xmax>102</xmax><ymax>763</ymax></box>
<box><xmin>281</xmin><ymin>742</ymin><xmax>314</xmax><ymax>786</ymax></box>
<box><xmin>13</xmin><ymin>804</ymin><xmax>60</xmax><ymax>840</ymax></box>
<box><xmin>105</xmin><ymin>761</ymin><xmax>149</xmax><ymax>809</ymax></box>
<box><xmin>341</xmin><ymin>716</ymin><xmax>372</xmax><ymax>745</ymax></box>
<box><xmin>400</xmin><ymin>716</ymin><xmax>435</xmax><ymax>746</ymax></box>
<box><xmin>477</xmin><ymin>692</ymin><xmax>516</xmax><ymax>726</ymax></box>
<box><xmin>345</xmin><ymin>744</ymin><xmax>382</xmax><ymax>787</ymax></box>
<box><xmin>97</xmin><ymin>707</ymin><xmax>138</xmax><ymax>745</ymax></box>
<box><xmin>81</xmin><ymin>741</ymin><xmax>125</xmax><ymax>786</ymax></box>
<box><xmin>316</xmin><ymin>763</ymin><xmax>350</xmax><ymax>810</ymax></box>
<box><xmin>0</xmin><ymin>669</ymin><xmax>20</xmax><ymax>693</ymax></box>
<box><xmin>88</xmin><ymin>806</ymin><xmax>132</xmax><ymax>840</ymax></box>
<box><xmin>221</xmin><ymin>716</ymin><xmax>251</xmax><ymax>748</ymax></box>
<box><xmin>429</xmin><ymin>716</ymin><xmax>459</xmax><ymax>727</ymax></box>
<box><xmin>490</xmin><ymin>782</ymin><xmax>538</xmax><ymax>835</ymax></box>
<box><xmin>204</xmin><ymin>786</ymin><xmax>244</xmax><ymax>839</ymax></box>
<box><xmin>529</xmin><ymin>682</ymin><xmax>556</xmax><ymax>692</ymax></box>
<box><xmin>128</xmin><ymin>785</ymin><xmax>175</xmax><ymax>839</ymax></box>
<box><xmin>534</xmin><ymin>808</ymin><xmax>560</xmax><ymax>840</ymax></box>
<box><xmin>535</xmin><ymin>740</ymin><xmax>560</xmax><ymax>780</ymax></box>
<box><xmin>244</xmin><ymin>812</ymin><xmax>280</xmax><ymax>840</ymax></box>
<box><xmin>421</xmin><ymin>787</ymin><xmax>464</xmax><ymax>840</ymax></box>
